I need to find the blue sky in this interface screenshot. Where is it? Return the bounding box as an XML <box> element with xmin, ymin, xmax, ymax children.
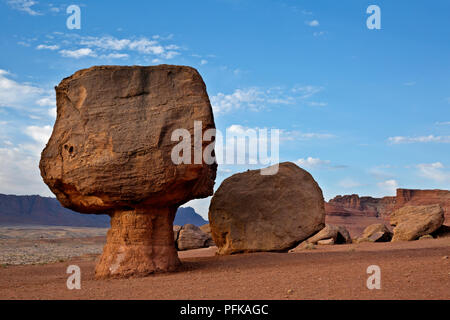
<box><xmin>0</xmin><ymin>0</ymin><xmax>449</xmax><ymax>219</ymax></box>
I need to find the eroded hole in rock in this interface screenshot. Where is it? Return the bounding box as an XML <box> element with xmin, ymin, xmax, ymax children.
<box><xmin>335</xmin><ymin>232</ymin><xmax>346</xmax><ymax>244</ymax></box>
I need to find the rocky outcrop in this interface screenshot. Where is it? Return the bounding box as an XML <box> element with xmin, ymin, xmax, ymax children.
<box><xmin>209</xmin><ymin>162</ymin><xmax>325</xmax><ymax>255</ymax></box>
<box><xmin>0</xmin><ymin>194</ymin><xmax>109</xmax><ymax>227</ymax></box>
<box><xmin>177</xmin><ymin>224</ymin><xmax>210</xmax><ymax>250</ymax></box>
<box><xmin>291</xmin><ymin>224</ymin><xmax>351</xmax><ymax>251</ymax></box>
<box><xmin>0</xmin><ymin>194</ymin><xmax>206</xmax><ymax>228</ymax></box>
<box><xmin>325</xmin><ymin>189</ymin><xmax>450</xmax><ymax>237</ymax></box>
<box><xmin>40</xmin><ymin>65</ymin><xmax>217</xmax><ymax>278</ymax></box>
<box><xmin>390</xmin><ymin>205</ymin><xmax>444</xmax><ymax>241</ymax></box>
<box><xmin>199</xmin><ymin>224</ymin><xmax>215</xmax><ymax>247</ymax></box>
<box><xmin>326</xmin><ymin>195</ymin><xmax>395</xmax><ymax>218</ymax></box>
<box><xmin>358</xmin><ymin>223</ymin><xmax>392</xmax><ymax>242</ymax></box>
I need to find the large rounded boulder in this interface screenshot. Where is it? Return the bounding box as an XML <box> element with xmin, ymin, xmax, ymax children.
<box><xmin>390</xmin><ymin>204</ymin><xmax>444</xmax><ymax>241</ymax></box>
<box><xmin>209</xmin><ymin>162</ymin><xmax>325</xmax><ymax>254</ymax></box>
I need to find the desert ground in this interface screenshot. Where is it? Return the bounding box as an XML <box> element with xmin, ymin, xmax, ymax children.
<box><xmin>0</xmin><ymin>225</ymin><xmax>449</xmax><ymax>300</ymax></box>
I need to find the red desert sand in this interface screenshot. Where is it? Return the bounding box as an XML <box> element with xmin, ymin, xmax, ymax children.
<box><xmin>1</xmin><ymin>237</ymin><xmax>449</xmax><ymax>300</ymax></box>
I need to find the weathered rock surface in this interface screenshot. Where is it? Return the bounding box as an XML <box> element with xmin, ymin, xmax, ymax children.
<box><xmin>359</xmin><ymin>223</ymin><xmax>392</xmax><ymax>242</ymax></box>
<box><xmin>317</xmin><ymin>238</ymin><xmax>334</xmax><ymax>245</ymax></box>
<box><xmin>390</xmin><ymin>205</ymin><xmax>444</xmax><ymax>241</ymax></box>
<box><xmin>173</xmin><ymin>225</ymin><xmax>182</xmax><ymax>243</ymax></box>
<box><xmin>325</xmin><ymin>188</ymin><xmax>450</xmax><ymax>237</ymax></box>
<box><xmin>368</xmin><ymin>231</ymin><xmax>392</xmax><ymax>242</ymax></box>
<box><xmin>291</xmin><ymin>224</ymin><xmax>351</xmax><ymax>251</ymax></box>
<box><xmin>177</xmin><ymin>224</ymin><xmax>209</xmax><ymax>250</ymax></box>
<box><xmin>40</xmin><ymin>65</ymin><xmax>216</xmax><ymax>278</ymax></box>
<box><xmin>199</xmin><ymin>224</ymin><xmax>215</xmax><ymax>247</ymax></box>
<box><xmin>209</xmin><ymin>162</ymin><xmax>325</xmax><ymax>254</ymax></box>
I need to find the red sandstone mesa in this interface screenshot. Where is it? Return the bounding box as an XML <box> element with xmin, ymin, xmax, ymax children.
<box><xmin>39</xmin><ymin>65</ymin><xmax>216</xmax><ymax>278</ymax></box>
<box><xmin>325</xmin><ymin>188</ymin><xmax>450</xmax><ymax>237</ymax></box>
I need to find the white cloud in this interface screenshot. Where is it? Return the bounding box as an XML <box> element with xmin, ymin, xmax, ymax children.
<box><xmin>0</xmin><ymin>125</ymin><xmax>53</xmax><ymax>196</ymax></box>
<box><xmin>436</xmin><ymin>121</ymin><xmax>450</xmax><ymax>126</ymax></box>
<box><xmin>313</xmin><ymin>31</ymin><xmax>326</xmax><ymax>37</ymax></box>
<box><xmin>182</xmin><ymin>197</ymin><xmax>211</xmax><ymax>220</ymax></box>
<box><xmin>416</xmin><ymin>162</ymin><xmax>450</xmax><ymax>183</ymax></box>
<box><xmin>0</xmin><ymin>69</ymin><xmax>47</xmax><ymax>109</ymax></box>
<box><xmin>282</xmin><ymin>131</ymin><xmax>335</xmax><ymax>140</ymax></box>
<box><xmin>99</xmin><ymin>53</ymin><xmax>129</xmax><ymax>59</ymax></box>
<box><xmin>79</xmin><ymin>36</ymin><xmax>131</xmax><ymax>50</ymax></box>
<box><xmin>295</xmin><ymin>157</ymin><xmax>330</xmax><ymax>169</ymax></box>
<box><xmin>36</xmin><ymin>96</ymin><xmax>55</xmax><ymax>107</ymax></box>
<box><xmin>200</xmin><ymin>59</ymin><xmax>208</xmax><ymax>65</ymax></box>
<box><xmin>377</xmin><ymin>179</ymin><xmax>398</xmax><ymax>195</ymax></box>
<box><xmin>0</xmin><ymin>145</ymin><xmax>51</xmax><ymax>195</ymax></box>
<box><xmin>61</xmin><ymin>35</ymin><xmax>181</xmax><ymax>60</ymax></box>
<box><xmin>25</xmin><ymin>125</ymin><xmax>52</xmax><ymax>145</ymax></box>
<box><xmin>308</xmin><ymin>101</ymin><xmax>328</xmax><ymax>107</ymax></box>
<box><xmin>403</xmin><ymin>81</ymin><xmax>416</xmax><ymax>86</ymax></box>
<box><xmin>291</xmin><ymin>85</ymin><xmax>323</xmax><ymax>98</ymax></box>
<box><xmin>211</xmin><ymin>88</ymin><xmax>265</xmax><ymax>114</ymax></box>
<box><xmin>306</xmin><ymin>20</ymin><xmax>320</xmax><ymax>27</ymax></box>
<box><xmin>212</xmin><ymin>85</ymin><xmax>325</xmax><ymax>115</ymax></box>
<box><xmin>338</xmin><ymin>178</ymin><xmax>362</xmax><ymax>189</ymax></box>
<box><xmin>48</xmin><ymin>107</ymin><xmax>56</xmax><ymax>118</ymax></box>
<box><xmin>388</xmin><ymin>135</ymin><xmax>450</xmax><ymax>144</ymax></box>
<box><xmin>7</xmin><ymin>0</ymin><xmax>41</xmax><ymax>16</ymax></box>
<box><xmin>36</xmin><ymin>44</ymin><xmax>59</xmax><ymax>50</ymax></box>
<box><xmin>59</xmin><ymin>48</ymin><xmax>96</xmax><ymax>59</ymax></box>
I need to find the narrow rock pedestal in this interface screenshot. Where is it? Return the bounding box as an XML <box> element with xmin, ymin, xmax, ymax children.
<box><xmin>95</xmin><ymin>208</ymin><xmax>180</xmax><ymax>279</ymax></box>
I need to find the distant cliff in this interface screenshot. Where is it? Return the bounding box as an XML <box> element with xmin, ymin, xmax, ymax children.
<box><xmin>0</xmin><ymin>194</ymin><xmax>207</xmax><ymax>227</ymax></box>
<box><xmin>325</xmin><ymin>188</ymin><xmax>450</xmax><ymax>237</ymax></box>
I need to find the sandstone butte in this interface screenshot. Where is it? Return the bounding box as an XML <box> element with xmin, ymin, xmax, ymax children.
<box><xmin>39</xmin><ymin>65</ymin><xmax>217</xmax><ymax>278</ymax></box>
<box><xmin>325</xmin><ymin>188</ymin><xmax>450</xmax><ymax>236</ymax></box>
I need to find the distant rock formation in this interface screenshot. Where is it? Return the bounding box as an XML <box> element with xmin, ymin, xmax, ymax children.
<box><xmin>0</xmin><ymin>194</ymin><xmax>207</xmax><ymax>228</ymax></box>
<box><xmin>325</xmin><ymin>188</ymin><xmax>450</xmax><ymax>237</ymax></box>
<box><xmin>0</xmin><ymin>194</ymin><xmax>109</xmax><ymax>227</ymax></box>
<box><xmin>174</xmin><ymin>207</ymin><xmax>208</xmax><ymax>227</ymax></box>
<box><xmin>209</xmin><ymin>162</ymin><xmax>325</xmax><ymax>254</ymax></box>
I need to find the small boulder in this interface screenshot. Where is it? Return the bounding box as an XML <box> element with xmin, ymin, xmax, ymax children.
<box><xmin>317</xmin><ymin>238</ymin><xmax>334</xmax><ymax>245</ymax></box>
<box><xmin>390</xmin><ymin>204</ymin><xmax>444</xmax><ymax>241</ymax></box>
<box><xmin>418</xmin><ymin>235</ymin><xmax>434</xmax><ymax>240</ymax></box>
<box><xmin>359</xmin><ymin>223</ymin><xmax>392</xmax><ymax>242</ymax></box>
<box><xmin>177</xmin><ymin>224</ymin><xmax>209</xmax><ymax>251</ymax></box>
<box><xmin>369</xmin><ymin>231</ymin><xmax>391</xmax><ymax>242</ymax></box>
<box><xmin>291</xmin><ymin>224</ymin><xmax>351</xmax><ymax>251</ymax></box>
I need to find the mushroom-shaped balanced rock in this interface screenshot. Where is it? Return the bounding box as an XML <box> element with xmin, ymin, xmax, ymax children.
<box><xmin>39</xmin><ymin>65</ymin><xmax>216</xmax><ymax>278</ymax></box>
